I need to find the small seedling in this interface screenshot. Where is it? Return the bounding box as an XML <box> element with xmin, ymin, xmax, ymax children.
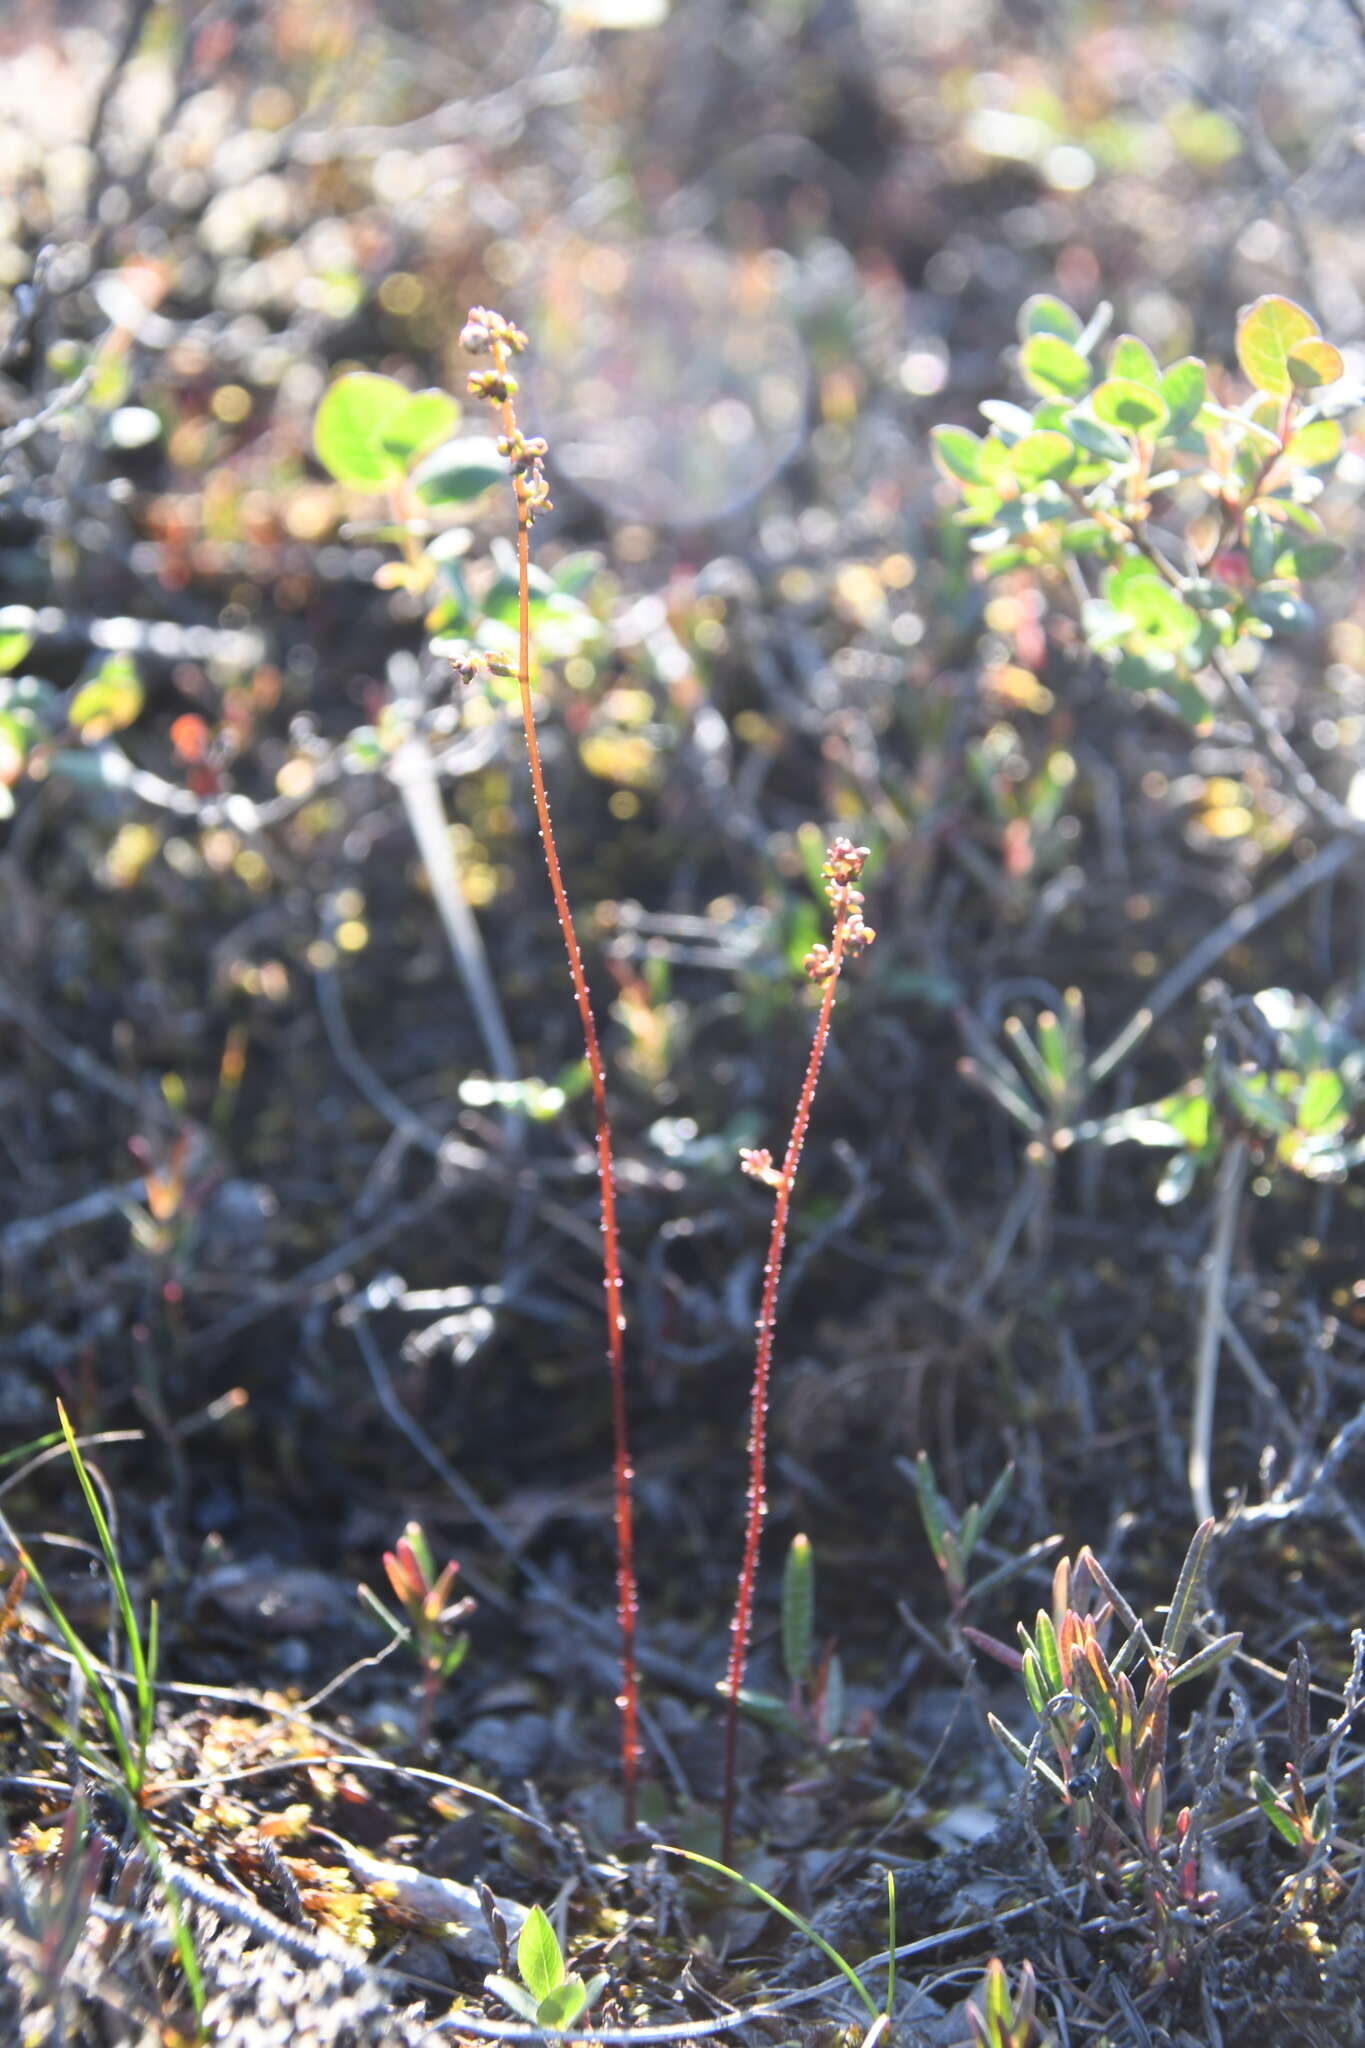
<box><xmin>912</xmin><ymin>1450</ymin><xmax>1015</xmax><ymax>1629</ymax></box>
<box><xmin>967</xmin><ymin>1957</ymin><xmax>1047</xmax><ymax>2048</ymax></box>
<box><xmin>357</xmin><ymin>1521</ymin><xmax>474</xmax><ymax>1747</ymax></box>
<box><xmin>725</xmin><ymin>1532</ymin><xmax>846</xmax><ymax>1744</ymax></box>
<box><xmin>485</xmin><ymin>1903</ymin><xmax>607</xmax><ymax>2032</ymax></box>
<box><xmin>968</xmin><ymin>1523</ymin><xmax>1241</xmax><ymax>1967</ymax></box>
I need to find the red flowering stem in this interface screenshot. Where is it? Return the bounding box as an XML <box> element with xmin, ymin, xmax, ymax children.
<box><xmin>491</xmin><ymin>338</ymin><xmax>640</xmax><ymax>1827</ymax></box>
<box><xmin>719</xmin><ymin>900</ymin><xmax>855</xmax><ymax>1864</ymax></box>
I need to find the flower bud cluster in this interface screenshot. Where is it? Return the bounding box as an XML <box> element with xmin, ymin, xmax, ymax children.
<box><xmin>498</xmin><ymin>429</ymin><xmax>549</xmax><ymax>476</ymax></box>
<box><xmin>459</xmin><ymin>307</ymin><xmax>528</xmax><ymax>357</ymax></box>
<box><xmin>449</xmin><ymin>647</ymin><xmax>516</xmax><ymax>686</ymax></box>
<box><xmin>462</xmin><ymin>305</ymin><xmax>553</xmax><ymax>523</ymax></box>
<box><xmin>804</xmin><ymin>839</ymin><xmax>875</xmax><ymax>981</ymax></box>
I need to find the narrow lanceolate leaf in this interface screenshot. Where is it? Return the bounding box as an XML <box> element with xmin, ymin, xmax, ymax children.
<box><xmin>985</xmin><ymin>1955</ymin><xmax>1012</xmax><ymax>2029</ymax></box>
<box><xmin>1235</xmin><ymin>295</ymin><xmax>1320</xmax><ymax>398</ymax></box>
<box><xmin>782</xmin><ymin>1533</ymin><xmax>815</xmax><ymax>1686</ymax></box>
<box><xmin>1033</xmin><ymin>1610</ymin><xmax>1064</xmax><ymax>1698</ymax></box>
<box><xmin>517</xmin><ymin>1905</ymin><xmax>564</xmax><ymax>2004</ymax></box>
<box><xmin>1167</xmin><ymin>1631</ymin><xmax>1242</xmax><ymax>1689</ymax></box>
<box><xmin>913</xmin><ymin>1451</ymin><xmax>949</xmax><ymax>1566</ymax></box>
<box><xmin>973</xmin><ymin>1462</ymin><xmax>1014</xmax><ymax>1550</ymax></box>
<box><xmin>987</xmin><ymin>1713</ymin><xmax>1065</xmax><ymax>1794</ymax></box>
<box><xmin>1021</xmin><ymin>1646</ymin><xmax>1047</xmax><ymax>1718</ymax></box>
<box><xmin>1251</xmin><ymin>1771</ymin><xmax>1306</xmax><ymax>1848</ymax></box>
<box><xmin>959</xmin><ymin>1625</ymin><xmax>1025</xmax><ymax>1672</ymax></box>
<box><xmin>1143</xmin><ymin>1765</ymin><xmax>1166</xmax><ymax>1852</ymax></box>
<box><xmin>1160</xmin><ymin>1519</ymin><xmax>1214</xmax><ymax>1663</ymax></box>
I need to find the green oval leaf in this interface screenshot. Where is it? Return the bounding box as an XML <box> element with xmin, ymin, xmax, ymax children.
<box><xmin>536</xmin><ymin>1982</ymin><xmax>588</xmax><ymax>2032</ymax></box>
<box><xmin>930</xmin><ymin>424</ymin><xmax>985</xmax><ymax>483</ymax></box>
<box><xmin>1108</xmin><ymin>334</ymin><xmax>1161</xmax><ymax>389</ymax></box>
<box><xmin>1006</xmin><ymin>429</ymin><xmax>1075</xmax><ymax>485</ymax></box>
<box><xmin>314</xmin><ymin>372</ymin><xmax>410</xmax><ymax>487</ymax></box>
<box><xmin>518</xmin><ymin>1905</ymin><xmax>564</xmax><ymax>2004</ymax></box>
<box><xmin>411</xmin><ymin>435</ymin><xmax>507</xmax><ymax>507</ymax></box>
<box><xmin>1236</xmin><ymin>295</ymin><xmax>1320</xmax><ymax>398</ymax></box>
<box><xmin>1091</xmin><ymin>378</ymin><xmax>1169</xmax><ymax>436</ymax></box>
<box><xmin>1018</xmin><ymin>294</ymin><xmax>1083</xmax><ymax>345</ymax></box>
<box><xmin>1284</xmin><ymin>417</ymin><xmax>1343</xmax><ymax>468</ymax></box>
<box><xmin>1064</xmin><ymin>408</ymin><xmax>1130</xmax><ymax>462</ymax></box>
<box><xmin>1020</xmin><ymin>333</ymin><xmax>1092</xmax><ymax>400</ymax></box>
<box><xmin>1159</xmin><ymin>358</ymin><xmax>1207</xmax><ymax>434</ymax></box>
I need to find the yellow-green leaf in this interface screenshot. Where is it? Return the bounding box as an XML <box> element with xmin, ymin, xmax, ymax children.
<box><xmin>1236</xmin><ymin>295</ymin><xmax>1320</xmax><ymax>398</ymax></box>
<box><xmin>1285</xmin><ymin>338</ymin><xmax>1344</xmax><ymax>391</ymax></box>
<box><xmin>69</xmin><ymin>655</ymin><xmax>144</xmax><ymax>741</ymax></box>
<box><xmin>314</xmin><ymin>372</ymin><xmax>411</xmax><ymax>488</ymax></box>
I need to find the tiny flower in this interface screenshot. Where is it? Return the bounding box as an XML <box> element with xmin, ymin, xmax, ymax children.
<box><xmin>468</xmin><ymin>368</ymin><xmax>517</xmax><ymax>404</ymax></box>
<box><xmin>740</xmin><ymin>1147</ymin><xmax>784</xmax><ymax>1188</ymax></box>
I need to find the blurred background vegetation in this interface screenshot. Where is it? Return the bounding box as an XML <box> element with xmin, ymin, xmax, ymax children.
<box><xmin>3</xmin><ymin>0</ymin><xmax>1365</xmax><ymax>1967</ymax></box>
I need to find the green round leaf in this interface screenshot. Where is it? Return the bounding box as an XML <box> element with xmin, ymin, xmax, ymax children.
<box><xmin>411</xmin><ymin>436</ymin><xmax>507</xmax><ymax>507</ymax></box>
<box><xmin>1017</xmin><ymin>294</ymin><xmax>1083</xmax><ymax>345</ymax></box>
<box><xmin>314</xmin><ymin>372</ymin><xmax>411</xmax><ymax>487</ymax></box>
<box><xmin>1020</xmin><ymin>333</ymin><xmax>1092</xmax><ymax>401</ymax></box>
<box><xmin>1284</xmin><ymin>418</ymin><xmax>1343</xmax><ymax>468</ymax></box>
<box><xmin>379</xmin><ymin>388</ymin><xmax>461</xmax><ymax>466</ymax></box>
<box><xmin>930</xmin><ymin>424</ymin><xmax>986</xmax><ymax>484</ymax></box>
<box><xmin>1285</xmin><ymin>338</ymin><xmax>1344</xmax><ymax>391</ymax></box>
<box><xmin>1235</xmin><ymin>295</ymin><xmax>1320</xmax><ymax>398</ymax></box>
<box><xmin>1091</xmin><ymin>378</ymin><xmax>1169</xmax><ymax>436</ymax></box>
<box><xmin>1123</xmin><ymin>580</ymin><xmax>1199</xmax><ymax>651</ymax></box>
<box><xmin>1006</xmin><ymin>429</ymin><xmax>1074</xmax><ymax>486</ymax></box>
<box><xmin>1108</xmin><ymin>335</ymin><xmax>1161</xmax><ymax>389</ymax></box>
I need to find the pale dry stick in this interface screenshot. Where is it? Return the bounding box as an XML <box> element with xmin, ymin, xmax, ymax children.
<box><xmin>461</xmin><ymin>308</ymin><xmax>640</xmax><ymax>1825</ymax></box>
<box><xmin>391</xmin><ymin>733</ymin><xmax>523</xmax><ymax>1127</ymax></box>
<box><xmin>1190</xmin><ymin>1136</ymin><xmax>1249</xmax><ymax>1524</ymax></box>
<box><xmin>721</xmin><ymin>841</ymin><xmax>875</xmax><ymax>1861</ymax></box>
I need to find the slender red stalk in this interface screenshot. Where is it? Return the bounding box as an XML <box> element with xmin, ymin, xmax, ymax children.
<box><xmin>720</xmin><ymin>844</ymin><xmax>874</xmax><ymax>1861</ymax></box>
<box><xmin>463</xmin><ymin>313</ymin><xmax>640</xmax><ymax>1825</ymax></box>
